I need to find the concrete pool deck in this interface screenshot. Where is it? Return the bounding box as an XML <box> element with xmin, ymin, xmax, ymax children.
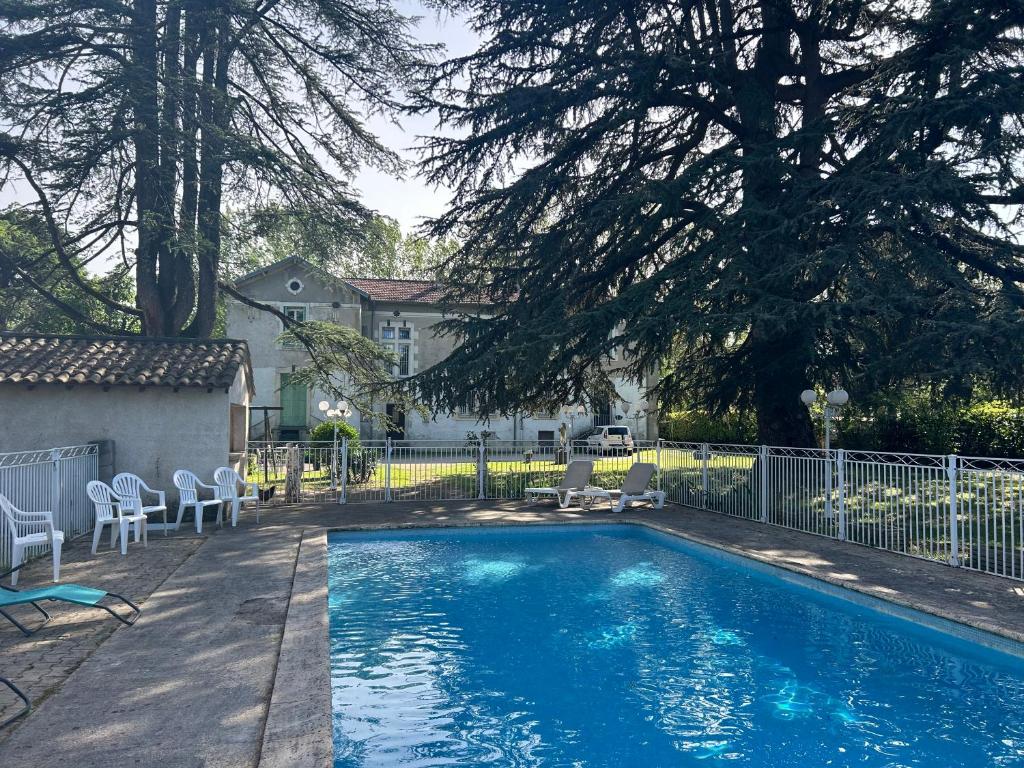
<box><xmin>1</xmin><ymin>500</ymin><xmax>1022</xmax><ymax>766</ymax></box>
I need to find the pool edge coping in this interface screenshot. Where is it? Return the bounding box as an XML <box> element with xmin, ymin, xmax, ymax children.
<box><xmin>266</xmin><ymin>513</ymin><xmax>1024</xmax><ymax>766</ymax></box>
<box><xmin>258</xmin><ymin>527</ymin><xmax>333</xmax><ymax>768</ymax></box>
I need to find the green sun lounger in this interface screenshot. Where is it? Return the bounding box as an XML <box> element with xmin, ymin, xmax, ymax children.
<box><xmin>0</xmin><ymin>566</ymin><xmax>140</xmax><ymax>636</ymax></box>
<box><xmin>1</xmin><ymin>677</ymin><xmax>30</xmax><ymax>728</ymax></box>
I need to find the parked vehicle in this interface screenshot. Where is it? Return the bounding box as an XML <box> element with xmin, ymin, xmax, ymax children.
<box><xmin>583</xmin><ymin>425</ymin><xmax>634</xmax><ymax>455</ymax></box>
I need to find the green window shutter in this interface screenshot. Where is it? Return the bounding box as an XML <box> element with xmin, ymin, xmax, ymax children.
<box><xmin>280</xmin><ymin>374</ymin><xmax>308</xmax><ymax>427</ymax></box>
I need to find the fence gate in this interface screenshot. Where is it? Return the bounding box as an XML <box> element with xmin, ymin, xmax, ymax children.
<box><xmin>0</xmin><ymin>444</ymin><xmax>99</xmax><ymax>569</ymax></box>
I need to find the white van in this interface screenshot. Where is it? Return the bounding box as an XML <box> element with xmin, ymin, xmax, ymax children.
<box><xmin>583</xmin><ymin>425</ymin><xmax>634</xmax><ymax>455</ymax></box>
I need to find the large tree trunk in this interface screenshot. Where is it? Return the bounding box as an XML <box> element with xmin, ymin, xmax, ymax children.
<box><xmin>731</xmin><ymin>2</ymin><xmax>818</xmax><ymax>447</ymax></box>
<box><xmin>130</xmin><ymin>0</ymin><xmax>163</xmax><ymax>335</ymax></box>
<box><xmin>156</xmin><ymin>0</ymin><xmax>184</xmax><ymax>334</ymax></box>
<box><xmin>187</xmin><ymin>7</ymin><xmax>230</xmax><ymax>337</ymax></box>
<box><xmin>175</xmin><ymin>1</ymin><xmax>202</xmax><ymax>332</ymax></box>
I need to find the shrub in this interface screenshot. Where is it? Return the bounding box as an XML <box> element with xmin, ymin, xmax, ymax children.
<box><xmin>659</xmin><ymin>409</ymin><xmax>757</xmax><ymax>444</ymax></box>
<box><xmin>661</xmin><ymin>398</ymin><xmax>1024</xmax><ymax>458</ymax></box>
<box><xmin>834</xmin><ymin>399</ymin><xmax>1024</xmax><ymax>458</ymax></box>
<box><xmin>308</xmin><ymin>419</ymin><xmax>359</xmax><ymax>446</ymax></box>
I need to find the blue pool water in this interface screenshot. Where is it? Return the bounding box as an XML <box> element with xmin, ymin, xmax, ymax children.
<box><xmin>328</xmin><ymin>525</ymin><xmax>1024</xmax><ymax>766</ymax></box>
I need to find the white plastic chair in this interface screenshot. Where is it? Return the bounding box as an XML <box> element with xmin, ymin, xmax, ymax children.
<box><xmin>214</xmin><ymin>467</ymin><xmax>259</xmax><ymax>526</ymax></box>
<box><xmin>112</xmin><ymin>473</ymin><xmax>168</xmax><ymax>534</ymax></box>
<box><xmin>172</xmin><ymin>470</ymin><xmax>224</xmax><ymax>534</ymax></box>
<box><xmin>0</xmin><ymin>494</ymin><xmax>63</xmax><ymax>586</ymax></box>
<box><xmin>87</xmin><ymin>480</ymin><xmax>146</xmax><ymax>555</ymax></box>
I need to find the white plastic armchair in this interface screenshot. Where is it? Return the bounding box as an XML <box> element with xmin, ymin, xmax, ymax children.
<box><xmin>112</xmin><ymin>473</ymin><xmax>168</xmax><ymax>534</ymax></box>
<box><xmin>214</xmin><ymin>467</ymin><xmax>259</xmax><ymax>527</ymax></box>
<box><xmin>172</xmin><ymin>470</ymin><xmax>224</xmax><ymax>534</ymax></box>
<box><xmin>87</xmin><ymin>480</ymin><xmax>146</xmax><ymax>555</ymax></box>
<box><xmin>0</xmin><ymin>493</ymin><xmax>63</xmax><ymax>586</ymax></box>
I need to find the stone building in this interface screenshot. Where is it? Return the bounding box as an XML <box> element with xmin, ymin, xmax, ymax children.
<box><xmin>226</xmin><ymin>256</ymin><xmax>658</xmax><ymax>443</ymax></box>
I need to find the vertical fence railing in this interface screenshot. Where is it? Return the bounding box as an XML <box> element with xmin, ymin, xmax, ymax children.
<box><xmin>0</xmin><ymin>444</ymin><xmax>99</xmax><ymax>569</ymax></box>
<box><xmin>245</xmin><ymin>437</ymin><xmax>1024</xmax><ymax>581</ymax></box>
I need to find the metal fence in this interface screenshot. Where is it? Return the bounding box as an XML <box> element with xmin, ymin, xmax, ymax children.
<box><xmin>245</xmin><ymin>439</ymin><xmax>660</xmax><ymax>506</ymax></box>
<box><xmin>0</xmin><ymin>445</ymin><xmax>99</xmax><ymax>569</ymax></box>
<box><xmin>248</xmin><ymin>437</ymin><xmax>1024</xmax><ymax>581</ymax></box>
<box><xmin>658</xmin><ymin>442</ymin><xmax>1024</xmax><ymax>581</ymax></box>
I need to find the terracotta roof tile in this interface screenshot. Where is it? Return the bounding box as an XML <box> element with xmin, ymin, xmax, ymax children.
<box><xmin>344</xmin><ymin>278</ymin><xmax>447</xmax><ymax>304</ymax></box>
<box><xmin>0</xmin><ymin>333</ymin><xmax>251</xmax><ymax>391</ymax></box>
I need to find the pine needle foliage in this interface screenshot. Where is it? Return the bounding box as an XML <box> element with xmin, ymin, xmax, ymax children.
<box><xmin>410</xmin><ymin>0</ymin><xmax>1024</xmax><ymax>445</ymax></box>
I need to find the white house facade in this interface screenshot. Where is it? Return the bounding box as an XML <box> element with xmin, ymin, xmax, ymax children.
<box><xmin>226</xmin><ymin>256</ymin><xmax>658</xmax><ymax>444</ymax></box>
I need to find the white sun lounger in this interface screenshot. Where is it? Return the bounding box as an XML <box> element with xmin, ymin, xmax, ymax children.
<box><xmin>566</xmin><ymin>462</ymin><xmax>666</xmax><ymax>513</ymax></box>
<box><xmin>525</xmin><ymin>460</ymin><xmax>594</xmax><ymax>508</ymax></box>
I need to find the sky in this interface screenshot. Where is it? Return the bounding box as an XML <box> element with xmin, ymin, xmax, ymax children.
<box><xmin>353</xmin><ymin>3</ymin><xmax>480</xmax><ymax>235</ymax></box>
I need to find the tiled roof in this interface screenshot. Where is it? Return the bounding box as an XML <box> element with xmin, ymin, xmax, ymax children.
<box><xmin>344</xmin><ymin>278</ymin><xmax>447</xmax><ymax>304</ymax></box>
<box><xmin>0</xmin><ymin>333</ymin><xmax>252</xmax><ymax>391</ymax></box>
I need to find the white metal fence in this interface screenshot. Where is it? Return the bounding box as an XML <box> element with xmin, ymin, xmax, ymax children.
<box><xmin>0</xmin><ymin>444</ymin><xmax>99</xmax><ymax>569</ymax></box>
<box><xmin>248</xmin><ymin>437</ymin><xmax>1024</xmax><ymax>581</ymax></box>
<box><xmin>658</xmin><ymin>443</ymin><xmax>1024</xmax><ymax>581</ymax></box>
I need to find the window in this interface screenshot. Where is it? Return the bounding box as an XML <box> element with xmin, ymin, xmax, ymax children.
<box><xmin>397</xmin><ymin>344</ymin><xmax>410</xmax><ymax>376</ymax></box>
<box><xmin>458</xmin><ymin>398</ymin><xmax>475</xmax><ymax>417</ymax></box>
<box><xmin>607</xmin><ymin>426</ymin><xmax>629</xmax><ymax>436</ymax></box>
<box><xmin>229</xmin><ymin>404</ymin><xmax>248</xmax><ymax>453</ymax></box>
<box><xmin>379</xmin><ymin>323</ymin><xmax>413</xmax><ymax>377</ymax></box>
<box><xmin>285</xmin><ymin>277</ymin><xmax>304</xmax><ymax>295</ymax></box>
<box><xmin>281</xmin><ymin>306</ymin><xmax>306</xmax><ymax>347</ymax></box>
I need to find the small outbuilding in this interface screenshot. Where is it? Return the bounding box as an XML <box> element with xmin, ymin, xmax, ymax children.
<box><xmin>0</xmin><ymin>333</ymin><xmax>254</xmax><ymax>490</ymax></box>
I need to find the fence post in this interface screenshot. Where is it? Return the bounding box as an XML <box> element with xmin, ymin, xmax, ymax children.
<box><xmin>758</xmin><ymin>445</ymin><xmax>768</xmax><ymax>523</ymax></box>
<box><xmin>50</xmin><ymin>448</ymin><xmax>62</xmax><ymax>521</ymax></box>
<box><xmin>836</xmin><ymin>449</ymin><xmax>846</xmax><ymax>540</ymax></box>
<box><xmin>701</xmin><ymin>443</ymin><xmax>710</xmax><ymax>509</ymax></box>
<box><xmin>339</xmin><ymin>438</ymin><xmax>348</xmax><ymax>505</ymax></box>
<box><xmin>477</xmin><ymin>437</ymin><xmax>486</xmax><ymax>499</ymax></box>
<box><xmin>384</xmin><ymin>438</ymin><xmax>392</xmax><ymax>503</ymax></box>
<box><xmin>824</xmin><ymin>448</ymin><xmax>834</xmax><ymax>521</ymax></box>
<box><xmin>947</xmin><ymin>454</ymin><xmax>959</xmax><ymax>566</ymax></box>
<box><xmin>656</xmin><ymin>439</ymin><xmax>662</xmax><ymax>492</ymax></box>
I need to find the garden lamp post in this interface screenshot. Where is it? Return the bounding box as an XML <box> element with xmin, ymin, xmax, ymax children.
<box><xmin>799</xmin><ymin>389</ymin><xmax>849</xmax><ymax>452</ymax></box>
<box><xmin>319</xmin><ymin>399</ymin><xmax>351</xmax><ymax>490</ymax></box>
<box><xmin>799</xmin><ymin>388</ymin><xmax>849</xmax><ymax>521</ymax></box>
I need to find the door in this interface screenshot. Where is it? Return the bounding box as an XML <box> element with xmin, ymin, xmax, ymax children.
<box><xmin>385</xmin><ymin>404</ymin><xmax>406</xmax><ymax>440</ymax></box>
<box><xmin>279</xmin><ymin>373</ymin><xmax>308</xmax><ymax>428</ymax></box>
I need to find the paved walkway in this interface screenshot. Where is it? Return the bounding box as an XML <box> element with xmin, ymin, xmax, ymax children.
<box><xmin>1</xmin><ymin>499</ymin><xmax>1022</xmax><ymax>765</ymax></box>
<box><xmin>0</xmin><ymin>532</ymin><xmax>204</xmax><ymax>727</ymax></box>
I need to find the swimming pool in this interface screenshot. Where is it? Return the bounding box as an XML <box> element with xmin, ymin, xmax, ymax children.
<box><xmin>328</xmin><ymin>524</ymin><xmax>1024</xmax><ymax>766</ymax></box>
